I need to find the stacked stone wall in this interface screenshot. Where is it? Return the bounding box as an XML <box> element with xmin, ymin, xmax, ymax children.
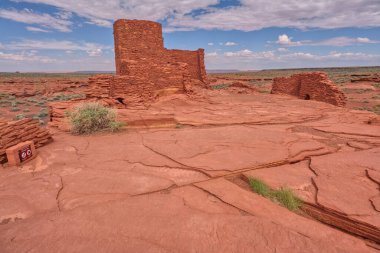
<box><xmin>0</xmin><ymin>119</ymin><xmax>52</xmax><ymax>163</ymax></box>
<box><xmin>272</xmin><ymin>72</ymin><xmax>346</xmax><ymax>106</ymax></box>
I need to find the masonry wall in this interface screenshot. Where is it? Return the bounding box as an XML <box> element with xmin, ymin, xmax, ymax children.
<box><xmin>0</xmin><ymin>119</ymin><xmax>52</xmax><ymax>163</ymax></box>
<box><xmin>113</xmin><ymin>19</ymin><xmax>207</xmax><ymax>87</ymax></box>
<box><xmin>272</xmin><ymin>72</ymin><xmax>346</xmax><ymax>106</ymax></box>
<box><xmin>167</xmin><ymin>49</ymin><xmax>206</xmax><ymax>82</ymax></box>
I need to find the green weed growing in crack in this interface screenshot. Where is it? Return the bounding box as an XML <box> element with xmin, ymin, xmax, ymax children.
<box><xmin>249</xmin><ymin>177</ymin><xmax>302</xmax><ymax>211</ymax></box>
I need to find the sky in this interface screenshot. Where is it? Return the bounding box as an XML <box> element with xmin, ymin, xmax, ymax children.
<box><xmin>0</xmin><ymin>0</ymin><xmax>379</xmax><ymax>72</ymax></box>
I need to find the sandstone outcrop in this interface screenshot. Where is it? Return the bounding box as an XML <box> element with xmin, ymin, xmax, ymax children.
<box><xmin>1</xmin><ymin>92</ymin><xmax>379</xmax><ymax>252</ymax></box>
<box><xmin>271</xmin><ymin>72</ymin><xmax>346</xmax><ymax>106</ymax></box>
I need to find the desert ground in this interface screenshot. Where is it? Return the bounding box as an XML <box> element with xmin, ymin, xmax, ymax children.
<box><xmin>0</xmin><ymin>66</ymin><xmax>380</xmax><ymax>252</ymax></box>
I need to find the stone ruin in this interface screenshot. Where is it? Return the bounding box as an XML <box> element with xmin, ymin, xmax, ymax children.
<box><xmin>85</xmin><ymin>19</ymin><xmax>208</xmax><ymax>105</ymax></box>
<box><xmin>271</xmin><ymin>72</ymin><xmax>346</xmax><ymax>106</ymax></box>
<box><xmin>0</xmin><ymin>118</ymin><xmax>52</xmax><ymax>163</ymax></box>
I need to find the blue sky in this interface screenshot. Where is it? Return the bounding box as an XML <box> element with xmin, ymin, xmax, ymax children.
<box><xmin>0</xmin><ymin>0</ymin><xmax>379</xmax><ymax>72</ymax></box>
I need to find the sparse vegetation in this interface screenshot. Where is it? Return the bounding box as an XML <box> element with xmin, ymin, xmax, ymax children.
<box><xmin>249</xmin><ymin>177</ymin><xmax>302</xmax><ymax>211</ymax></box>
<box><xmin>211</xmin><ymin>84</ymin><xmax>229</xmax><ymax>90</ymax></box>
<box><xmin>15</xmin><ymin>114</ymin><xmax>26</xmax><ymax>120</ymax></box>
<box><xmin>65</xmin><ymin>102</ymin><xmax>124</xmax><ymax>135</ymax></box>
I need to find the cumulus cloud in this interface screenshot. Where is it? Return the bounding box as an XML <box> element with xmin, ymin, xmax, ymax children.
<box><xmin>208</xmin><ymin>42</ymin><xmax>214</xmax><ymax>46</ymax></box>
<box><xmin>276</xmin><ymin>34</ymin><xmax>302</xmax><ymax>46</ymax></box>
<box><xmin>0</xmin><ymin>8</ymin><xmax>72</xmax><ymax>32</ymax></box>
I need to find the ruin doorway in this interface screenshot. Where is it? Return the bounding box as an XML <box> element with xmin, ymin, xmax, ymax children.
<box><xmin>304</xmin><ymin>94</ymin><xmax>311</xmax><ymax>100</ymax></box>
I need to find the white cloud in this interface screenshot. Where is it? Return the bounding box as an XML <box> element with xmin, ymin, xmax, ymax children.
<box><xmin>12</xmin><ymin>0</ymin><xmax>218</xmax><ymax>28</ymax></box>
<box><xmin>208</xmin><ymin>42</ymin><xmax>214</xmax><ymax>46</ymax></box>
<box><xmin>26</xmin><ymin>26</ymin><xmax>50</xmax><ymax>32</ymax></box>
<box><xmin>0</xmin><ymin>51</ymin><xmax>55</xmax><ymax>63</ymax></box>
<box><xmin>277</xmin><ymin>47</ymin><xmax>288</xmax><ymax>52</ymax></box>
<box><xmin>225</xmin><ymin>41</ymin><xmax>237</xmax><ymax>46</ymax></box>
<box><xmin>4</xmin><ymin>39</ymin><xmax>109</xmax><ymax>52</ymax></box>
<box><xmin>312</xmin><ymin>36</ymin><xmax>378</xmax><ymax>46</ymax></box>
<box><xmin>224</xmin><ymin>49</ymin><xmax>275</xmax><ymax>60</ymax></box>
<box><xmin>167</xmin><ymin>0</ymin><xmax>380</xmax><ymax>31</ymax></box>
<box><xmin>205</xmin><ymin>48</ymin><xmax>380</xmax><ymax>70</ymax></box>
<box><xmin>357</xmin><ymin>37</ymin><xmax>370</xmax><ymax>43</ymax></box>
<box><xmin>87</xmin><ymin>48</ymin><xmax>102</xmax><ymax>57</ymax></box>
<box><xmin>0</xmin><ymin>8</ymin><xmax>72</xmax><ymax>32</ymax></box>
<box><xmin>5</xmin><ymin>0</ymin><xmax>380</xmax><ymax>32</ymax></box>
<box><xmin>206</xmin><ymin>52</ymin><xmax>218</xmax><ymax>57</ymax></box>
<box><xmin>276</xmin><ymin>34</ymin><xmax>302</xmax><ymax>46</ymax></box>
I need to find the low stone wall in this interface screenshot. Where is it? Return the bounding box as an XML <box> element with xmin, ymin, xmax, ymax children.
<box><xmin>272</xmin><ymin>72</ymin><xmax>346</xmax><ymax>106</ymax></box>
<box><xmin>0</xmin><ymin>118</ymin><xmax>52</xmax><ymax>163</ymax></box>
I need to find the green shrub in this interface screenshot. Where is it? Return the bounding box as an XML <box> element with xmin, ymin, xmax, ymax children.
<box><xmin>249</xmin><ymin>177</ymin><xmax>302</xmax><ymax>211</ymax></box>
<box><xmin>65</xmin><ymin>102</ymin><xmax>123</xmax><ymax>135</ymax></box>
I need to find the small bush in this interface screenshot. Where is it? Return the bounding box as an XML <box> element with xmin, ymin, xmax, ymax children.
<box><xmin>66</xmin><ymin>102</ymin><xmax>123</xmax><ymax>135</ymax></box>
<box><xmin>249</xmin><ymin>177</ymin><xmax>302</xmax><ymax>211</ymax></box>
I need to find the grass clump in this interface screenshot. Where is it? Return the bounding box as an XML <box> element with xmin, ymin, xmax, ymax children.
<box><xmin>273</xmin><ymin>188</ymin><xmax>302</xmax><ymax>211</ymax></box>
<box><xmin>249</xmin><ymin>177</ymin><xmax>302</xmax><ymax>211</ymax></box>
<box><xmin>65</xmin><ymin>102</ymin><xmax>124</xmax><ymax>135</ymax></box>
<box><xmin>249</xmin><ymin>178</ymin><xmax>272</xmax><ymax>198</ymax></box>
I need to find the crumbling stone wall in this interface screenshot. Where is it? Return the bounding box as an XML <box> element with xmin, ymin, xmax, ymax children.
<box><xmin>113</xmin><ymin>19</ymin><xmax>206</xmax><ymax>85</ymax></box>
<box><xmin>271</xmin><ymin>72</ymin><xmax>346</xmax><ymax>106</ymax></box>
<box><xmin>0</xmin><ymin>119</ymin><xmax>52</xmax><ymax>163</ymax></box>
<box><xmin>85</xmin><ymin>19</ymin><xmax>207</xmax><ymax>104</ymax></box>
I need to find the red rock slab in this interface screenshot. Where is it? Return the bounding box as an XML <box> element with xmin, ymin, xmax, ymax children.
<box><xmin>195</xmin><ymin>178</ymin><xmax>371</xmax><ymax>253</ymax></box>
<box><xmin>244</xmin><ymin>149</ymin><xmax>380</xmax><ymax>242</ymax></box>
<box><xmin>0</xmin><ymin>171</ymin><xmax>61</xmax><ymax>225</ymax></box>
<box><xmin>0</xmin><ymin>185</ymin><xmax>372</xmax><ymax>253</ymax></box>
<box><xmin>312</xmin><ymin>123</ymin><xmax>380</xmax><ymax>137</ymax></box>
<box><xmin>310</xmin><ymin>149</ymin><xmax>380</xmax><ymax>227</ymax></box>
<box><xmin>243</xmin><ymin>160</ymin><xmax>316</xmax><ymax>203</ymax></box>
<box><xmin>142</xmin><ymin>125</ymin><xmax>296</xmax><ymax>175</ymax></box>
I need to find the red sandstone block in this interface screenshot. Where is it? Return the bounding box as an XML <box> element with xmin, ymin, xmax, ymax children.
<box><xmin>5</xmin><ymin>141</ymin><xmax>37</xmax><ymax>166</ymax></box>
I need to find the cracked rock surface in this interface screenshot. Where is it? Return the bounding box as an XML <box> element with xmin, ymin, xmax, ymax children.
<box><xmin>1</xmin><ymin>91</ymin><xmax>379</xmax><ymax>252</ymax></box>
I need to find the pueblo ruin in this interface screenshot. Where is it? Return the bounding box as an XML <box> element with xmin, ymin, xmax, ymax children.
<box><xmin>271</xmin><ymin>72</ymin><xmax>346</xmax><ymax>106</ymax></box>
<box><xmin>86</xmin><ymin>19</ymin><xmax>207</xmax><ymax>105</ymax></box>
<box><xmin>1</xmin><ymin>19</ymin><xmax>380</xmax><ymax>253</ymax></box>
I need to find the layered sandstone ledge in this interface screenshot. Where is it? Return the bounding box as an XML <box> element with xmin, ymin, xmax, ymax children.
<box><xmin>0</xmin><ymin>119</ymin><xmax>52</xmax><ymax>163</ymax></box>
<box><xmin>271</xmin><ymin>72</ymin><xmax>346</xmax><ymax>106</ymax></box>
